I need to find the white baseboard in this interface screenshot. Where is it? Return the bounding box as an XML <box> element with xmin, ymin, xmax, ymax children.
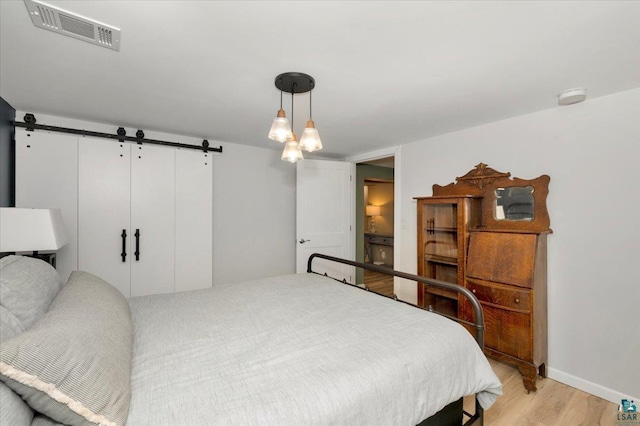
<box><xmin>548</xmin><ymin>367</ymin><xmax>639</xmax><ymax>405</ymax></box>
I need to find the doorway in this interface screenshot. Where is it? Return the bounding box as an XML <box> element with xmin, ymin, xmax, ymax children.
<box><xmin>356</xmin><ymin>156</ymin><xmax>394</xmax><ymax>296</ymax></box>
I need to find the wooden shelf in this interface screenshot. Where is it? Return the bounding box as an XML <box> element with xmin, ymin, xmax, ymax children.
<box><xmin>424</xmin><ymin>286</ymin><xmax>458</xmax><ymax>300</ymax></box>
<box><xmin>424</xmin><ymin>255</ymin><xmax>458</xmax><ymax>266</ymax></box>
<box><xmin>431</xmin><ymin>227</ymin><xmax>458</xmax><ymax>233</ymax></box>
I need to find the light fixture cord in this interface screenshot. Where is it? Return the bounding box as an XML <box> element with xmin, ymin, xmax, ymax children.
<box><xmin>280</xmin><ymin>88</ymin><xmax>283</xmax><ymax>110</ymax></box>
<box><xmin>309</xmin><ymin>89</ymin><xmax>312</xmax><ymax>120</ymax></box>
<box><xmin>291</xmin><ymin>83</ymin><xmax>296</xmax><ymax>130</ymax></box>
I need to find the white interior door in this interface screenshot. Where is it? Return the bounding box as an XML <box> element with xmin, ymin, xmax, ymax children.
<box><xmin>130</xmin><ymin>144</ymin><xmax>175</xmax><ymax>297</ymax></box>
<box><xmin>296</xmin><ymin>159</ymin><xmax>354</xmax><ymax>281</ymax></box>
<box><xmin>175</xmin><ymin>149</ymin><xmax>213</xmax><ymax>292</ymax></box>
<box><xmin>78</xmin><ymin>137</ymin><xmax>131</xmax><ymax>297</ymax></box>
<box><xmin>15</xmin><ymin>129</ymin><xmax>79</xmax><ymax>282</ymax></box>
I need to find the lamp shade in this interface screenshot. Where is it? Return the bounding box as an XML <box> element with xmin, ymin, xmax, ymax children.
<box><xmin>281</xmin><ymin>134</ymin><xmax>304</xmax><ymax>163</ymax></box>
<box><xmin>298</xmin><ymin>120</ymin><xmax>323</xmax><ymax>152</ymax></box>
<box><xmin>366</xmin><ymin>205</ymin><xmax>381</xmax><ymax>217</ymax></box>
<box><xmin>268</xmin><ymin>109</ymin><xmax>292</xmax><ymax>143</ymax></box>
<box><xmin>0</xmin><ymin>208</ymin><xmax>69</xmax><ymax>252</ymax></box>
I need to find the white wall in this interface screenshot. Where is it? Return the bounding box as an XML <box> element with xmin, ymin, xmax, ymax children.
<box><xmin>212</xmin><ymin>142</ymin><xmax>296</xmax><ymax>284</ymax></box>
<box><xmin>14</xmin><ymin>111</ymin><xmax>296</xmax><ymax>286</ymax></box>
<box><xmin>394</xmin><ymin>88</ymin><xmax>640</xmax><ymax>403</ymax></box>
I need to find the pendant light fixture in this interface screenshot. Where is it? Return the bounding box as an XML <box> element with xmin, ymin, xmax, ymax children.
<box><xmin>281</xmin><ymin>88</ymin><xmax>303</xmax><ymax>163</ymax></box>
<box><xmin>269</xmin><ymin>72</ymin><xmax>322</xmax><ymax>162</ymax></box>
<box><xmin>267</xmin><ymin>89</ymin><xmax>292</xmax><ymax>143</ymax></box>
<box><xmin>298</xmin><ymin>89</ymin><xmax>322</xmax><ymax>152</ymax></box>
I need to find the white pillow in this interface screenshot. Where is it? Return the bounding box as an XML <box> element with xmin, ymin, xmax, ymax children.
<box><xmin>0</xmin><ymin>271</ymin><xmax>133</xmax><ymax>426</ymax></box>
<box><xmin>0</xmin><ymin>255</ymin><xmax>62</xmax><ymax>330</ymax></box>
<box><xmin>0</xmin><ymin>382</ymin><xmax>34</xmax><ymax>426</ymax></box>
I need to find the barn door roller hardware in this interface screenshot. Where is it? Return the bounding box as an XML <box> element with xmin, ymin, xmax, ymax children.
<box><xmin>16</xmin><ymin>113</ymin><xmax>222</xmax><ymax>154</ymax></box>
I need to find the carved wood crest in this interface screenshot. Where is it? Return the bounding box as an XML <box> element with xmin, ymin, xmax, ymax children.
<box><xmin>432</xmin><ymin>163</ymin><xmax>551</xmax><ymax>232</ymax></box>
<box><xmin>455</xmin><ymin>163</ymin><xmax>511</xmax><ymax>189</ymax></box>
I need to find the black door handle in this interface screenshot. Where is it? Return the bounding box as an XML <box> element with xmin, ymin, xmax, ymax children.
<box><xmin>121</xmin><ymin>229</ymin><xmax>127</xmax><ymax>262</ymax></box>
<box><xmin>134</xmin><ymin>229</ymin><xmax>140</xmax><ymax>261</ymax></box>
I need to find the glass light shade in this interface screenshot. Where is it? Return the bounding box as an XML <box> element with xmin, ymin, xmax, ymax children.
<box><xmin>268</xmin><ymin>109</ymin><xmax>292</xmax><ymax>142</ymax></box>
<box><xmin>281</xmin><ymin>134</ymin><xmax>304</xmax><ymax>163</ymax></box>
<box><xmin>298</xmin><ymin>120</ymin><xmax>323</xmax><ymax>152</ymax></box>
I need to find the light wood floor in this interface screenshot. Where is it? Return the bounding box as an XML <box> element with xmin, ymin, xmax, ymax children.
<box><xmin>363</xmin><ymin>269</ymin><xmax>394</xmax><ymax>297</ymax></box>
<box><xmin>465</xmin><ymin>359</ymin><xmax>619</xmax><ymax>425</ymax></box>
<box><xmin>363</xmin><ymin>269</ymin><xmax>619</xmax><ymax>424</ymax></box>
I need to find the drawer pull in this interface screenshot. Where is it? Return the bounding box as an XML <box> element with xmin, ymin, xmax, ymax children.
<box><xmin>515</xmin><ymin>298</ymin><xmax>520</xmax><ymax>304</ymax></box>
<box><xmin>472</xmin><ymin>288</ymin><xmax>476</xmax><ymax>294</ymax></box>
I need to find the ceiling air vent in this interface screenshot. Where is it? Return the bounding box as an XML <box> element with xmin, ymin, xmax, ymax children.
<box><xmin>24</xmin><ymin>0</ymin><xmax>121</xmax><ymax>51</ymax></box>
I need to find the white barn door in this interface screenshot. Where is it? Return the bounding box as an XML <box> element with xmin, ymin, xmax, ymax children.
<box><xmin>130</xmin><ymin>144</ymin><xmax>176</xmax><ymax>297</ymax></box>
<box><xmin>15</xmin><ymin>129</ymin><xmax>78</xmax><ymax>282</ymax></box>
<box><xmin>78</xmin><ymin>137</ymin><xmax>132</xmax><ymax>297</ymax></box>
<box><xmin>175</xmin><ymin>149</ymin><xmax>213</xmax><ymax>292</ymax></box>
<box><xmin>296</xmin><ymin>160</ymin><xmax>354</xmax><ymax>282</ymax></box>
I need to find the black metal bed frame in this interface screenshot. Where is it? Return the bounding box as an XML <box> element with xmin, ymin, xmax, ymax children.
<box><xmin>306</xmin><ymin>253</ymin><xmax>486</xmax><ymax>426</ymax></box>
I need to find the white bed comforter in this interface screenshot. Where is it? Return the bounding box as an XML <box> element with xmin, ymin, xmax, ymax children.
<box><xmin>126</xmin><ymin>273</ymin><xmax>501</xmax><ymax>426</ymax></box>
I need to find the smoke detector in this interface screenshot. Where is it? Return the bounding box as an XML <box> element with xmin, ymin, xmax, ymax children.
<box><xmin>557</xmin><ymin>88</ymin><xmax>587</xmax><ymax>106</ymax></box>
<box><xmin>24</xmin><ymin>0</ymin><xmax>121</xmax><ymax>51</ymax></box>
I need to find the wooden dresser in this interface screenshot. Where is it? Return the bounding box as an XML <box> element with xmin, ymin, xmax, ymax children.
<box><xmin>421</xmin><ymin>163</ymin><xmax>551</xmax><ymax>393</ymax></box>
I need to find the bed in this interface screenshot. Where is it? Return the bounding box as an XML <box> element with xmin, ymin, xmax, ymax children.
<box><xmin>0</xmin><ymin>254</ymin><xmax>501</xmax><ymax>426</ymax></box>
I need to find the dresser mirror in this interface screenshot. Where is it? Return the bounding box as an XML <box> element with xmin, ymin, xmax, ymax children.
<box><xmin>495</xmin><ymin>186</ymin><xmax>534</xmax><ymax>220</ymax></box>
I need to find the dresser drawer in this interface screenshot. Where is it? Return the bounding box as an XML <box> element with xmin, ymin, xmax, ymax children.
<box><xmin>458</xmin><ymin>287</ymin><xmax>534</xmax><ymax>362</ymax></box>
<box><xmin>366</xmin><ymin>235</ymin><xmax>394</xmax><ymax>246</ymax></box>
<box><xmin>467</xmin><ymin>279</ymin><xmax>531</xmax><ymax>311</ymax></box>
<box><xmin>483</xmin><ymin>304</ymin><xmax>533</xmax><ymax>361</ymax></box>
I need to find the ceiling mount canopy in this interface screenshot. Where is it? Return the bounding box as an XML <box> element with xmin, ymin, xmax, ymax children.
<box><xmin>268</xmin><ymin>72</ymin><xmax>322</xmax><ymax>163</ymax></box>
<box><xmin>275</xmin><ymin>72</ymin><xmax>315</xmax><ymax>93</ymax></box>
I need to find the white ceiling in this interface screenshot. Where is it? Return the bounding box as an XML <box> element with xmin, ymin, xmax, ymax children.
<box><xmin>1</xmin><ymin>1</ymin><xmax>639</xmax><ymax>158</ymax></box>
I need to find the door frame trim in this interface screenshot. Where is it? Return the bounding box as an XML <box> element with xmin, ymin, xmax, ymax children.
<box><xmin>345</xmin><ymin>146</ymin><xmax>402</xmax><ymax>295</ymax></box>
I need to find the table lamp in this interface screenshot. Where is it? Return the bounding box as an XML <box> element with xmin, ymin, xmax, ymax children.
<box><xmin>365</xmin><ymin>205</ymin><xmax>381</xmax><ymax>233</ymax></box>
<box><xmin>0</xmin><ymin>208</ymin><xmax>69</xmax><ymax>267</ymax></box>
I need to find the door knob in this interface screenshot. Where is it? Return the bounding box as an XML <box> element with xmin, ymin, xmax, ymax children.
<box><xmin>299</xmin><ymin>239</ymin><xmax>310</xmax><ymax>244</ymax></box>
